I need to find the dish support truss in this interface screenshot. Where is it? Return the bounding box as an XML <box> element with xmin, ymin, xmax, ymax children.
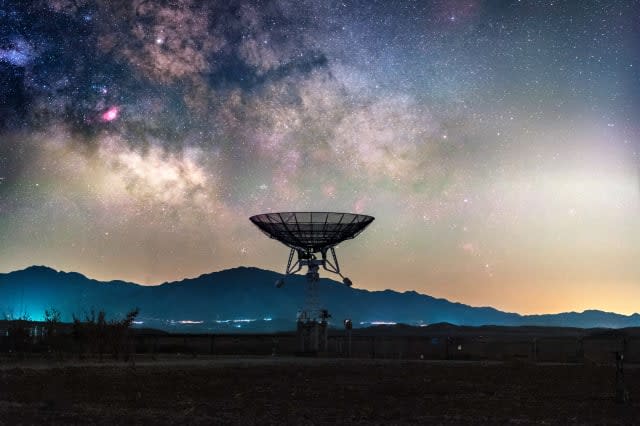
<box><xmin>283</xmin><ymin>249</ymin><xmax>338</xmax><ymax>354</ymax></box>
<box><xmin>283</xmin><ymin>247</ymin><xmax>348</xmax><ymax>323</ymax></box>
<box><xmin>250</xmin><ymin>212</ymin><xmax>373</xmax><ymax>353</ymax></box>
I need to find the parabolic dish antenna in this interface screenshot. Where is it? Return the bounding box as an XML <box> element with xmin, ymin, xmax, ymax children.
<box><xmin>250</xmin><ymin>211</ymin><xmax>374</xmax><ymax>321</ymax></box>
<box><xmin>250</xmin><ymin>212</ymin><xmax>374</xmax><ymax>254</ymax></box>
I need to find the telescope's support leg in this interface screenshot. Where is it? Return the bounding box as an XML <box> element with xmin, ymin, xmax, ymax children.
<box><xmin>296</xmin><ymin>262</ymin><xmax>329</xmax><ymax>355</ymax></box>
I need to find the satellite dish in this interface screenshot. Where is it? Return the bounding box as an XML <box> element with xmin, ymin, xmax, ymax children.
<box><xmin>250</xmin><ymin>212</ymin><xmax>374</xmax><ymax>254</ymax></box>
<box><xmin>250</xmin><ymin>212</ymin><xmax>374</xmax><ymax>321</ymax></box>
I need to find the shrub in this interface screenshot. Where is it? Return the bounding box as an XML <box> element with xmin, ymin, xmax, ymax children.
<box><xmin>71</xmin><ymin>308</ymin><xmax>139</xmax><ymax>362</ymax></box>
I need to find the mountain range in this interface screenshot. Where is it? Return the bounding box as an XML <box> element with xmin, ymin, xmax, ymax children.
<box><xmin>1</xmin><ymin>265</ymin><xmax>639</xmax><ymax>332</ymax></box>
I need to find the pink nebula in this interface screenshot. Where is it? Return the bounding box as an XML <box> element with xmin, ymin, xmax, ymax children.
<box><xmin>101</xmin><ymin>106</ymin><xmax>119</xmax><ymax>122</ymax></box>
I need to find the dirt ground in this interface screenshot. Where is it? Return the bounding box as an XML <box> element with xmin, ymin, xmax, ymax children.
<box><xmin>0</xmin><ymin>357</ymin><xmax>638</xmax><ymax>425</ymax></box>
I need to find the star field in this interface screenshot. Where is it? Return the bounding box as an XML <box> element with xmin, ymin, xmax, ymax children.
<box><xmin>0</xmin><ymin>0</ymin><xmax>639</xmax><ymax>315</ymax></box>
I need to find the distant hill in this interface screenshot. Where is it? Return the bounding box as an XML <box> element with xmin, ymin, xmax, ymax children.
<box><xmin>1</xmin><ymin>265</ymin><xmax>639</xmax><ymax>332</ymax></box>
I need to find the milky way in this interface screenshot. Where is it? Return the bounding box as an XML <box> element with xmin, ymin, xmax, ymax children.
<box><xmin>1</xmin><ymin>0</ymin><xmax>639</xmax><ymax>314</ymax></box>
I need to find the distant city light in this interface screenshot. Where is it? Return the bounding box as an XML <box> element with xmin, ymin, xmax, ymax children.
<box><xmin>213</xmin><ymin>318</ymin><xmax>262</xmax><ymax>324</ymax></box>
<box><xmin>142</xmin><ymin>317</ymin><xmax>274</xmax><ymax>327</ymax></box>
<box><xmin>360</xmin><ymin>321</ymin><xmax>397</xmax><ymax>326</ymax></box>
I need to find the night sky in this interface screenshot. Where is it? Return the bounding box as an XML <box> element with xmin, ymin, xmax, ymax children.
<box><xmin>1</xmin><ymin>0</ymin><xmax>639</xmax><ymax>315</ymax></box>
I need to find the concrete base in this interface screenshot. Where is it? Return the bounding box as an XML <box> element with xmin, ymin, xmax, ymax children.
<box><xmin>296</xmin><ymin>320</ymin><xmax>328</xmax><ymax>355</ymax></box>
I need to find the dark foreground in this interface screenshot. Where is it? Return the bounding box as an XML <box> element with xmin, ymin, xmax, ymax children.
<box><xmin>0</xmin><ymin>357</ymin><xmax>638</xmax><ymax>425</ymax></box>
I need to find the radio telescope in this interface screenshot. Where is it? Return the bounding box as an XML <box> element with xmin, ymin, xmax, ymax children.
<box><xmin>250</xmin><ymin>212</ymin><xmax>374</xmax><ymax>353</ymax></box>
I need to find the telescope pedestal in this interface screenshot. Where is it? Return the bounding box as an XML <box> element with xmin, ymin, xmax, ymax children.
<box><xmin>250</xmin><ymin>212</ymin><xmax>374</xmax><ymax>355</ymax></box>
<box><xmin>296</xmin><ymin>261</ymin><xmax>329</xmax><ymax>355</ymax></box>
<box><xmin>296</xmin><ymin>320</ymin><xmax>328</xmax><ymax>355</ymax></box>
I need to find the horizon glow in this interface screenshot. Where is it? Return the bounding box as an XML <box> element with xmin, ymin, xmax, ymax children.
<box><xmin>0</xmin><ymin>1</ymin><xmax>639</xmax><ymax>316</ymax></box>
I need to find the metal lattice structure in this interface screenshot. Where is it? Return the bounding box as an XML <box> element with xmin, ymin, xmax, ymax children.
<box><xmin>249</xmin><ymin>212</ymin><xmax>374</xmax><ymax>254</ymax></box>
<box><xmin>250</xmin><ymin>211</ymin><xmax>374</xmax><ymax>353</ymax></box>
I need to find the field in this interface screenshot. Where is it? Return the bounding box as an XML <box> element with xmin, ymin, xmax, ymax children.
<box><xmin>0</xmin><ymin>357</ymin><xmax>638</xmax><ymax>424</ymax></box>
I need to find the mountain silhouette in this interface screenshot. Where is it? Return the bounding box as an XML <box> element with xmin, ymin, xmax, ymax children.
<box><xmin>1</xmin><ymin>265</ymin><xmax>639</xmax><ymax>332</ymax></box>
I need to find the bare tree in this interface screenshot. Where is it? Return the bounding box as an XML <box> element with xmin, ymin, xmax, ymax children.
<box><xmin>72</xmin><ymin>308</ymin><xmax>139</xmax><ymax>362</ymax></box>
<box><xmin>4</xmin><ymin>312</ymin><xmax>32</xmax><ymax>359</ymax></box>
<box><xmin>110</xmin><ymin>308</ymin><xmax>140</xmax><ymax>363</ymax></box>
<box><xmin>44</xmin><ymin>308</ymin><xmax>63</xmax><ymax>360</ymax></box>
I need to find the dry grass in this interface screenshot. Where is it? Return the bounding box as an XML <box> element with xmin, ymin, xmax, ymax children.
<box><xmin>0</xmin><ymin>357</ymin><xmax>638</xmax><ymax>424</ymax></box>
